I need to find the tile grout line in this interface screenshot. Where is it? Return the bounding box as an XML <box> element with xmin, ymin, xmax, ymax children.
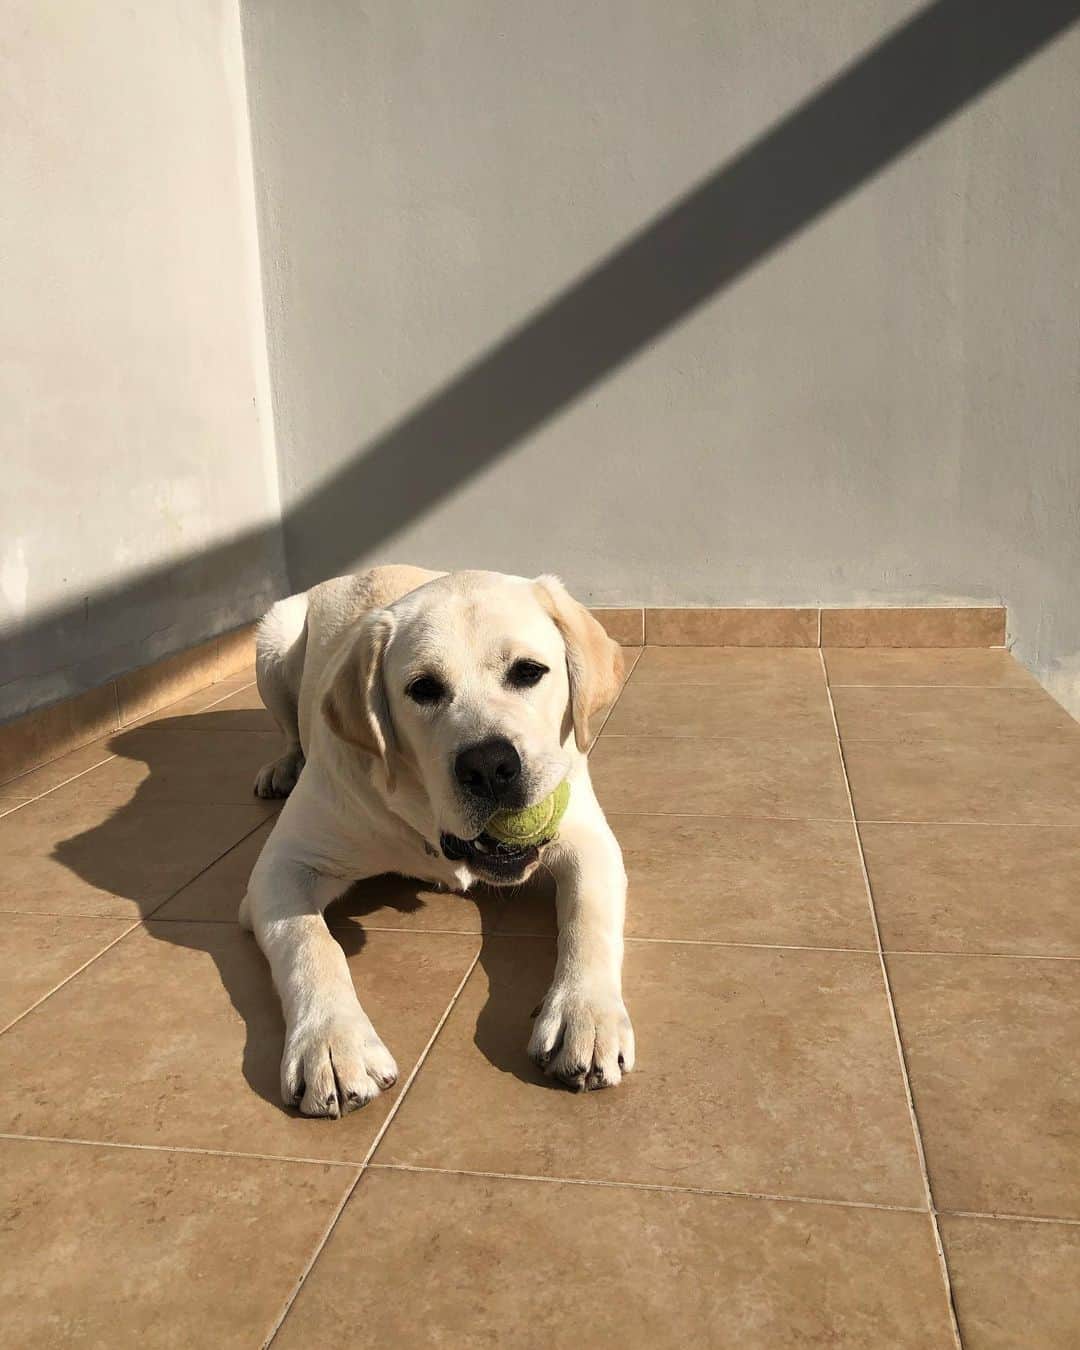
<box><xmin>0</xmin><ymin>754</ymin><xmax>119</xmax><ymax>821</ymax></box>
<box><xmin>259</xmin><ymin>1165</ymin><xmax>365</xmax><ymax>1350</ymax></box>
<box><xmin>0</xmin><ymin>1131</ymin><xmax>359</xmax><ymax>1170</ymax></box>
<box><xmin>0</xmin><ymin>919</ymin><xmax>143</xmax><ymax>1037</ymax></box>
<box><xmin>820</xmin><ymin>649</ymin><xmax>963</xmax><ymax>1348</ymax></box>
<box><xmin>596</xmin><ymin>807</ymin><xmax>1080</xmax><ymax>828</ymax></box>
<box><xmin>0</xmin><ymin>813</ymin><xmax>274</xmax><ymax>1038</ymax></box>
<box><xmin>0</xmin><ymin>679</ymin><xmax>259</xmax><ymax>822</ymax></box>
<box><xmin>121</xmin><ymin>677</ymin><xmax>258</xmax><ymax>731</ymax></box>
<box><xmin>367</xmin><ymin>1162</ymin><xmax>929</xmax><ymax>1215</ymax></box>
<box><xmin>600</xmin><ymin>731</ymin><xmax>1072</xmax><ymax>744</ymax></box>
<box><xmin>138</xmin><ymin>812</ymin><xmax>274</xmax><ymax>924</ymax></box>
<box><xmin>119</xmin><ymin>677</ymin><xmax>258</xmax><ymax>728</ymax></box>
<box><xmin>375</xmin><ymin>1167</ymin><xmax>1080</xmax><ymax>1227</ymax></box>
<box><xmin>589</xmin><ymin>648</ymin><xmax>643</xmax><ymax>747</ymax></box>
<box><xmin>4</xmin><ymin>1129</ymin><xmax>1077</xmax><ymax>1229</ymax></box>
<box><xmin>856</xmin><ymin>818</ymin><xmax>1080</xmax><ymax>829</ymax></box>
<box><xmin>598</xmin><ymin>733</ymin><xmax>844</xmax><ymax>741</ymax></box>
<box><xmin>875</xmin><ymin>948</ymin><xmax>1080</xmax><ymax>963</ymax></box>
<box><xmin>358</xmin><ymin>945</ymin><xmax>482</xmax><ymax>1168</ymax></box>
<box><xmin>261</xmin><ymin>945</ymin><xmax>483</xmax><ymax>1349</ymax></box>
<box><xmin>829</xmin><ymin>683</ymin><xmax>1042</xmax><ymax>689</ymax></box>
<box><xmin>582</xmin><ymin>809</ymin><xmax>858</xmax><ymax>823</ymax></box>
<box><xmin>3</xmin><ymin>901</ymin><xmax>1075</xmax><ymax>966</ymax></box>
<box><xmin>625</xmin><ymin>936</ymin><xmax>878</xmax><ymax>953</ymax></box>
<box><xmin>940</xmin><ymin>1207</ymin><xmax>1080</xmax><ymax>1229</ymax></box>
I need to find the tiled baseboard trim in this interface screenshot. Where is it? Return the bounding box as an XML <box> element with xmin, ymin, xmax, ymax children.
<box><xmin>0</xmin><ymin>606</ymin><xmax>1006</xmax><ymax>786</ymax></box>
<box><xmin>595</xmin><ymin>606</ymin><xmax>1006</xmax><ymax>649</ymax></box>
<box><xmin>0</xmin><ymin>625</ymin><xmax>256</xmax><ymax>786</ymax></box>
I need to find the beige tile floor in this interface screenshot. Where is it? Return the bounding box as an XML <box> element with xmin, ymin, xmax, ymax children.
<box><xmin>1</xmin><ymin>645</ymin><xmax>1078</xmax><ymax>1347</ymax></box>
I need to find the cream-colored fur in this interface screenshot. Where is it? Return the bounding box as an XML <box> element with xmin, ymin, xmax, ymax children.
<box><xmin>241</xmin><ymin>567</ymin><xmax>633</xmax><ymax>1118</ymax></box>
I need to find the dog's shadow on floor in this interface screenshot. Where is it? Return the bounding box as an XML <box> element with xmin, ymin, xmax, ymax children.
<box><xmin>53</xmin><ymin>709</ymin><xmax>562</xmax><ymax>1112</ymax></box>
<box><xmin>333</xmin><ymin>876</ymin><xmax>565</xmax><ymax>1094</ymax></box>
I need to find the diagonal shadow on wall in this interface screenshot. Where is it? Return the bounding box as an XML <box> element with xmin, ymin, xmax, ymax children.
<box><xmin>5</xmin><ymin>0</ymin><xmax>1079</xmax><ymax>716</ymax></box>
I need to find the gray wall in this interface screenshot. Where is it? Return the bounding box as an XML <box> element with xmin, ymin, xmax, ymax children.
<box><xmin>5</xmin><ymin>3</ymin><xmax>1078</xmax><ymax>723</ymax></box>
<box><xmin>1</xmin><ymin>1</ymin><xmax>283</xmax><ymax>721</ymax></box>
<box><xmin>242</xmin><ymin>1</ymin><xmax>1080</xmax><ymax>713</ymax></box>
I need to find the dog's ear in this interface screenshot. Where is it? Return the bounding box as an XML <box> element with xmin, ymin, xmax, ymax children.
<box><xmin>322</xmin><ymin>610</ymin><xmax>398</xmax><ymax>789</ymax></box>
<box><xmin>534</xmin><ymin>575</ymin><xmax>624</xmax><ymax>751</ymax></box>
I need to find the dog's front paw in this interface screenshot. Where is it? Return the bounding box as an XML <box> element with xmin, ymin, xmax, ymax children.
<box><xmin>280</xmin><ymin>1001</ymin><xmax>398</xmax><ymax>1118</ymax></box>
<box><xmin>528</xmin><ymin>981</ymin><xmax>635</xmax><ymax>1091</ymax></box>
<box><xmin>254</xmin><ymin>748</ymin><xmax>305</xmax><ymax>799</ymax></box>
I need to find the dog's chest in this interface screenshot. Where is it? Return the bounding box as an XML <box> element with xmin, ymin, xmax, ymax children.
<box><xmin>336</xmin><ymin>817</ymin><xmax>475</xmax><ymax>894</ymax></box>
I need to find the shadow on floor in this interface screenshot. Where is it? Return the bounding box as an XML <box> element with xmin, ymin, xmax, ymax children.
<box><xmin>51</xmin><ymin>709</ymin><xmax>563</xmax><ymax>1109</ymax></box>
<box><xmin>333</xmin><ymin>876</ymin><xmax>566</xmax><ymax>1093</ymax></box>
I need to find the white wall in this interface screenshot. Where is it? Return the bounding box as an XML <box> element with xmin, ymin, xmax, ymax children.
<box><xmin>1</xmin><ymin>0</ymin><xmax>282</xmax><ymax>720</ymax></box>
<box><xmin>241</xmin><ymin>0</ymin><xmax>1080</xmax><ymax>714</ymax></box>
<box><xmin>5</xmin><ymin>2</ymin><xmax>1079</xmax><ymax>722</ymax></box>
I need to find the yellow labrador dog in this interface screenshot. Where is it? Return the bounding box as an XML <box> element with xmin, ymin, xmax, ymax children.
<box><xmin>240</xmin><ymin>566</ymin><xmax>634</xmax><ymax>1118</ymax></box>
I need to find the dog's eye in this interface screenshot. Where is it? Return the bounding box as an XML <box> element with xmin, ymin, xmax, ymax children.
<box><xmin>507</xmin><ymin>659</ymin><xmax>548</xmax><ymax>689</ymax></box>
<box><xmin>406</xmin><ymin>675</ymin><xmax>446</xmax><ymax>705</ymax></box>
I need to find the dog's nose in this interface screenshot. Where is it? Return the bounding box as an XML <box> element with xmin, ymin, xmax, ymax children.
<box><xmin>454</xmin><ymin>737</ymin><xmax>522</xmax><ymax>803</ymax></box>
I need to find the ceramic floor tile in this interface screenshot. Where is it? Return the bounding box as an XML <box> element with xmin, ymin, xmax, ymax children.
<box><xmin>0</xmin><ymin>795</ymin><xmax>33</xmax><ymax>810</ymax></box>
<box><xmin>139</xmin><ymin>681</ymin><xmax>275</xmax><ymax>732</ymax></box>
<box><xmin>494</xmin><ymin>815</ymin><xmax>874</xmax><ymax>949</ymax></box>
<box><xmin>824</xmin><ymin>647</ymin><xmax>1038</xmax><ymax>688</ymax></box>
<box><xmin>613</xmin><ymin>644</ymin><xmax>643</xmax><ymax>690</ymax></box>
<box><xmin>603</xmin><ymin>681</ymin><xmax>835</xmax><ymax>740</ymax></box>
<box><xmin>125</xmin><ymin>671</ymin><xmax>257</xmax><ymax>727</ymax></box>
<box><xmin>843</xmin><ymin>739</ymin><xmax>1080</xmax><ymax>824</ymax></box>
<box><xmin>275</xmin><ymin>1168</ymin><xmax>954</xmax><ymax>1350</ymax></box>
<box><xmin>150</xmin><ymin>821</ymin><xmax>275</xmax><ymax>922</ymax></box>
<box><xmin>377</xmin><ymin>939</ymin><xmax>925</xmax><ymax>1205</ymax></box>
<box><xmin>0</xmin><ymin>788</ymin><xmax>271</xmax><ymax>918</ymax></box>
<box><xmin>833</xmin><ymin>686</ymin><xmax>1078</xmax><ymax>744</ymax></box>
<box><xmin>940</xmin><ymin>1215</ymin><xmax>1080</xmax><ymax>1350</ymax></box>
<box><xmin>0</xmin><ymin>740</ymin><xmax>118</xmax><ymax>803</ymax></box>
<box><xmin>861</xmin><ymin>823</ymin><xmax>1080</xmax><ymax>956</ymax></box>
<box><xmin>589</xmin><ymin>736</ymin><xmax>850</xmax><ymax>820</ymax></box>
<box><xmin>0</xmin><ymin>924</ymin><xmax>477</xmax><ymax>1162</ymax></box>
<box><xmin>153</xmin><ymin>823</ymin><xmax>491</xmax><ymax>930</ymax></box>
<box><xmin>55</xmin><ymin>725</ymin><xmax>282</xmax><ymax>805</ymax></box>
<box><xmin>0</xmin><ymin>680</ymin><xmax>263</xmax><ymax>803</ymax></box>
<box><xmin>630</xmin><ymin>646</ymin><xmax>824</xmax><ymax>685</ymax></box>
<box><xmin>0</xmin><ymin>1138</ymin><xmax>351</xmax><ymax>1349</ymax></box>
<box><xmin>0</xmin><ymin>913</ymin><xmax>133</xmax><ymax>1027</ymax></box>
<box><xmin>587</xmin><ymin>647</ymin><xmax>643</xmax><ymax>746</ymax></box>
<box><xmin>888</xmin><ymin>954</ymin><xmax>1080</xmax><ymax>1218</ymax></box>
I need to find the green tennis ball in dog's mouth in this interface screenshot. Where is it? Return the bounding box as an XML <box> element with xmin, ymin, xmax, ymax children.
<box><xmin>486</xmin><ymin>780</ymin><xmax>570</xmax><ymax>847</ymax></box>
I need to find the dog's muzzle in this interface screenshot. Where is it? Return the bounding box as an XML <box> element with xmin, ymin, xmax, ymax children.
<box><xmin>440</xmin><ymin>830</ymin><xmax>540</xmax><ymax>882</ymax></box>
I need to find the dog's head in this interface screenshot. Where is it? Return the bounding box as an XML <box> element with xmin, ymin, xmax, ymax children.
<box><xmin>322</xmin><ymin>570</ymin><xmax>622</xmax><ymax>884</ymax></box>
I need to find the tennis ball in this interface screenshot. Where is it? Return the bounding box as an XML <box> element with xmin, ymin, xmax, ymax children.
<box><xmin>486</xmin><ymin>780</ymin><xmax>570</xmax><ymax>847</ymax></box>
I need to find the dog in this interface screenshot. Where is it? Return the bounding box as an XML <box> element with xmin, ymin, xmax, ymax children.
<box><xmin>240</xmin><ymin>566</ymin><xmax>635</xmax><ymax>1118</ymax></box>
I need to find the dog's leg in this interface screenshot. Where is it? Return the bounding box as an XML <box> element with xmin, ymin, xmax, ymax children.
<box><xmin>528</xmin><ymin>789</ymin><xmax>635</xmax><ymax>1092</ymax></box>
<box><xmin>243</xmin><ymin>850</ymin><xmax>398</xmax><ymax>1118</ymax></box>
<box><xmin>254</xmin><ymin>595</ymin><xmax>308</xmax><ymax>799</ymax></box>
